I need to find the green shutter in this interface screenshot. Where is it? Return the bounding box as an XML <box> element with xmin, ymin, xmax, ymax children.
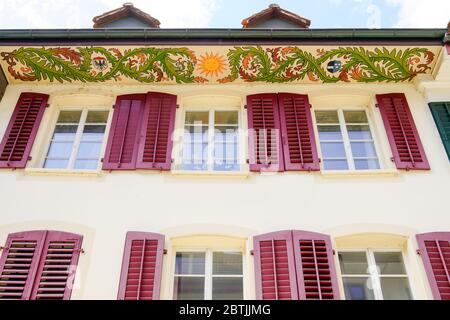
<box><xmin>429</xmin><ymin>102</ymin><xmax>450</xmax><ymax>161</ymax></box>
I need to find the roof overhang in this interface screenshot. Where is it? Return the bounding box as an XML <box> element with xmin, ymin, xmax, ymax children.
<box><xmin>0</xmin><ymin>28</ymin><xmax>447</xmax><ymax>85</ymax></box>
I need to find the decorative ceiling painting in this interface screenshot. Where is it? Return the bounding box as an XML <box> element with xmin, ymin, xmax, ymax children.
<box><xmin>0</xmin><ymin>45</ymin><xmax>439</xmax><ymax>84</ymax></box>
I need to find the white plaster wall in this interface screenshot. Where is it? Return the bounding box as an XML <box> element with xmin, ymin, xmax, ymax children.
<box><xmin>0</xmin><ymin>82</ymin><xmax>449</xmax><ymax>300</ymax></box>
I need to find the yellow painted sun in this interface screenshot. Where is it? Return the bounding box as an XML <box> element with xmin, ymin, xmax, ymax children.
<box><xmin>198</xmin><ymin>52</ymin><xmax>227</xmax><ymax>77</ymax></box>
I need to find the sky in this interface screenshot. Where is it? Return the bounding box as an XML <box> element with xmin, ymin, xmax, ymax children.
<box><xmin>0</xmin><ymin>0</ymin><xmax>449</xmax><ymax>29</ymax></box>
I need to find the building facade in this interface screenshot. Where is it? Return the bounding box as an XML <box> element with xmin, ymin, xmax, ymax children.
<box><xmin>0</xmin><ymin>4</ymin><xmax>449</xmax><ymax>300</ymax></box>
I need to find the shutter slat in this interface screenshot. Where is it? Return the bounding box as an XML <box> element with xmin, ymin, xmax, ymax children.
<box><xmin>429</xmin><ymin>102</ymin><xmax>450</xmax><ymax>161</ymax></box>
<box><xmin>417</xmin><ymin>232</ymin><xmax>450</xmax><ymax>300</ymax></box>
<box><xmin>278</xmin><ymin>93</ymin><xmax>320</xmax><ymax>171</ymax></box>
<box><xmin>376</xmin><ymin>93</ymin><xmax>430</xmax><ymax>170</ymax></box>
<box><xmin>0</xmin><ymin>93</ymin><xmax>49</xmax><ymax>168</ymax></box>
<box><xmin>247</xmin><ymin>94</ymin><xmax>285</xmax><ymax>172</ymax></box>
<box><xmin>0</xmin><ymin>231</ymin><xmax>46</xmax><ymax>300</ymax></box>
<box><xmin>253</xmin><ymin>231</ymin><xmax>298</xmax><ymax>300</ymax></box>
<box><xmin>30</xmin><ymin>231</ymin><xmax>83</xmax><ymax>300</ymax></box>
<box><xmin>136</xmin><ymin>92</ymin><xmax>177</xmax><ymax>170</ymax></box>
<box><xmin>292</xmin><ymin>231</ymin><xmax>340</xmax><ymax>300</ymax></box>
<box><xmin>117</xmin><ymin>232</ymin><xmax>164</xmax><ymax>300</ymax></box>
<box><xmin>102</xmin><ymin>94</ymin><xmax>146</xmax><ymax>170</ymax></box>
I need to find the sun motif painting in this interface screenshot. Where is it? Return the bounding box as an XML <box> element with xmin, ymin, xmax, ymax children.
<box><xmin>197</xmin><ymin>52</ymin><xmax>227</xmax><ymax>78</ymax></box>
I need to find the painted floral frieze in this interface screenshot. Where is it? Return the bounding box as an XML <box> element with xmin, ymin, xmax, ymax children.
<box><xmin>0</xmin><ymin>45</ymin><xmax>436</xmax><ymax>84</ymax></box>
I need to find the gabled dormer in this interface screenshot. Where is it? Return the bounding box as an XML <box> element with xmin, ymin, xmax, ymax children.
<box><xmin>241</xmin><ymin>3</ymin><xmax>311</xmax><ymax>29</ymax></box>
<box><xmin>92</xmin><ymin>2</ymin><xmax>160</xmax><ymax>29</ymax></box>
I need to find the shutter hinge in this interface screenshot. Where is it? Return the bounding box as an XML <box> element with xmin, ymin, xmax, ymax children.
<box><xmin>318</xmin><ymin>158</ymin><xmax>322</xmax><ymax>163</ymax></box>
<box><xmin>416</xmin><ymin>249</ymin><xmax>422</xmax><ymax>256</ymax></box>
<box><xmin>100</xmin><ymin>158</ymin><xmax>104</xmax><ymax>163</ymax></box>
<box><xmin>309</xmin><ymin>104</ymin><xmax>313</xmax><ymax>109</ymax></box>
<box><xmin>0</xmin><ymin>246</ymin><xmax>6</xmax><ymax>251</ymax></box>
<box><xmin>28</xmin><ymin>156</ymin><xmax>32</xmax><ymax>161</ymax></box>
<box><xmin>375</xmin><ymin>104</ymin><xmax>379</xmax><ymax>108</ymax></box>
<box><xmin>244</xmin><ymin>105</ymin><xmax>247</xmax><ymax>109</ymax></box>
<box><xmin>74</xmin><ymin>248</ymin><xmax>85</xmax><ymax>254</ymax></box>
<box><xmin>250</xmin><ymin>250</ymin><xmax>254</xmax><ymax>256</ymax></box>
<box><xmin>45</xmin><ymin>104</ymin><xmax>50</xmax><ymax>108</ymax></box>
<box><xmin>163</xmin><ymin>249</ymin><xmax>168</xmax><ymax>255</ymax></box>
<box><xmin>112</xmin><ymin>104</ymin><xmax>116</xmax><ymax>109</ymax></box>
<box><xmin>390</xmin><ymin>157</ymin><xmax>395</xmax><ymax>162</ymax></box>
<box><xmin>171</xmin><ymin>158</ymin><xmax>175</xmax><ymax>163</ymax></box>
<box><xmin>332</xmin><ymin>249</ymin><xmax>336</xmax><ymax>255</ymax></box>
<box><xmin>246</xmin><ymin>159</ymin><xmax>250</xmax><ymax>164</ymax></box>
<box><xmin>176</xmin><ymin>104</ymin><xmax>180</xmax><ymax>109</ymax></box>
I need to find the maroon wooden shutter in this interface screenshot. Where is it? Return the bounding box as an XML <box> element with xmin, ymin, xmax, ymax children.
<box><xmin>102</xmin><ymin>94</ymin><xmax>146</xmax><ymax>170</ymax></box>
<box><xmin>247</xmin><ymin>94</ymin><xmax>285</xmax><ymax>172</ymax></box>
<box><xmin>278</xmin><ymin>93</ymin><xmax>320</xmax><ymax>171</ymax></box>
<box><xmin>136</xmin><ymin>92</ymin><xmax>177</xmax><ymax>170</ymax></box>
<box><xmin>30</xmin><ymin>231</ymin><xmax>83</xmax><ymax>300</ymax></box>
<box><xmin>292</xmin><ymin>230</ymin><xmax>340</xmax><ymax>300</ymax></box>
<box><xmin>416</xmin><ymin>232</ymin><xmax>450</xmax><ymax>300</ymax></box>
<box><xmin>253</xmin><ymin>231</ymin><xmax>298</xmax><ymax>300</ymax></box>
<box><xmin>117</xmin><ymin>232</ymin><xmax>165</xmax><ymax>300</ymax></box>
<box><xmin>0</xmin><ymin>231</ymin><xmax>46</xmax><ymax>300</ymax></box>
<box><xmin>376</xmin><ymin>93</ymin><xmax>430</xmax><ymax>170</ymax></box>
<box><xmin>0</xmin><ymin>93</ymin><xmax>49</xmax><ymax>168</ymax></box>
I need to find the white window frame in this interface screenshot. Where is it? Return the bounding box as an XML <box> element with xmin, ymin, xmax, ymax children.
<box><xmin>312</xmin><ymin>106</ymin><xmax>383</xmax><ymax>171</ymax></box>
<box><xmin>41</xmin><ymin>106</ymin><xmax>112</xmax><ymax>170</ymax></box>
<box><xmin>338</xmin><ymin>248</ymin><xmax>413</xmax><ymax>300</ymax></box>
<box><xmin>172</xmin><ymin>249</ymin><xmax>245</xmax><ymax>300</ymax></box>
<box><xmin>177</xmin><ymin>106</ymin><xmax>243</xmax><ymax>172</ymax></box>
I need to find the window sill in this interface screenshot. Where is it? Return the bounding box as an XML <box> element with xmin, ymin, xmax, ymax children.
<box><xmin>24</xmin><ymin>168</ymin><xmax>103</xmax><ymax>177</ymax></box>
<box><xmin>320</xmin><ymin>169</ymin><xmax>398</xmax><ymax>178</ymax></box>
<box><xmin>170</xmin><ymin>170</ymin><xmax>250</xmax><ymax>179</ymax></box>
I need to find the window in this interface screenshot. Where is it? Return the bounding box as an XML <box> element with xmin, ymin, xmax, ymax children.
<box><xmin>44</xmin><ymin>109</ymin><xmax>109</xmax><ymax>170</ymax></box>
<box><xmin>180</xmin><ymin>109</ymin><xmax>240</xmax><ymax>171</ymax></box>
<box><xmin>173</xmin><ymin>250</ymin><xmax>244</xmax><ymax>300</ymax></box>
<box><xmin>338</xmin><ymin>250</ymin><xmax>412</xmax><ymax>300</ymax></box>
<box><xmin>315</xmin><ymin>109</ymin><xmax>380</xmax><ymax>170</ymax></box>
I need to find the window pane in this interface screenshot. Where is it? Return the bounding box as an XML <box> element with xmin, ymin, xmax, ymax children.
<box><xmin>344</xmin><ymin>111</ymin><xmax>368</xmax><ymax>123</ymax></box>
<box><xmin>342</xmin><ymin>277</ymin><xmax>375</xmax><ymax>300</ymax></box>
<box><xmin>175</xmin><ymin>252</ymin><xmax>205</xmax><ymax>275</ymax></box>
<box><xmin>76</xmin><ymin>142</ymin><xmax>102</xmax><ymax>159</ymax></box>
<box><xmin>347</xmin><ymin>125</ymin><xmax>373</xmax><ymax>140</ymax></box>
<box><xmin>173</xmin><ymin>277</ymin><xmax>205</xmax><ymax>300</ymax></box>
<box><xmin>44</xmin><ymin>159</ymin><xmax>69</xmax><ymax>169</ymax></box>
<box><xmin>81</xmin><ymin>125</ymin><xmax>106</xmax><ymax>142</ymax></box>
<box><xmin>86</xmin><ymin>111</ymin><xmax>109</xmax><ymax>123</ymax></box>
<box><xmin>315</xmin><ymin>111</ymin><xmax>339</xmax><ymax>124</ymax></box>
<box><xmin>74</xmin><ymin>160</ymin><xmax>98</xmax><ymax>170</ymax></box>
<box><xmin>214</xmin><ymin>126</ymin><xmax>238</xmax><ymax>142</ymax></box>
<box><xmin>318</xmin><ymin>125</ymin><xmax>343</xmax><ymax>141</ymax></box>
<box><xmin>215</xmin><ymin>111</ymin><xmax>238</xmax><ymax>125</ymax></box>
<box><xmin>339</xmin><ymin>252</ymin><xmax>369</xmax><ymax>275</ymax></box>
<box><xmin>185</xmin><ymin>111</ymin><xmax>209</xmax><ymax>125</ymax></box>
<box><xmin>57</xmin><ymin>111</ymin><xmax>82</xmax><ymax>123</ymax></box>
<box><xmin>212</xmin><ymin>278</ymin><xmax>243</xmax><ymax>300</ymax></box>
<box><xmin>184</xmin><ymin>126</ymin><xmax>208</xmax><ymax>143</ymax></box>
<box><xmin>323</xmin><ymin>159</ymin><xmax>348</xmax><ymax>170</ymax></box>
<box><xmin>374</xmin><ymin>252</ymin><xmax>407</xmax><ymax>275</ymax></box>
<box><xmin>320</xmin><ymin>142</ymin><xmax>346</xmax><ymax>158</ymax></box>
<box><xmin>350</xmin><ymin>142</ymin><xmax>378</xmax><ymax>158</ymax></box>
<box><xmin>380</xmin><ymin>278</ymin><xmax>412</xmax><ymax>300</ymax></box>
<box><xmin>213</xmin><ymin>252</ymin><xmax>243</xmax><ymax>275</ymax></box>
<box><xmin>46</xmin><ymin>142</ymin><xmax>73</xmax><ymax>158</ymax></box>
<box><xmin>52</xmin><ymin>125</ymin><xmax>78</xmax><ymax>141</ymax></box>
<box><xmin>355</xmin><ymin>159</ymin><xmax>380</xmax><ymax>170</ymax></box>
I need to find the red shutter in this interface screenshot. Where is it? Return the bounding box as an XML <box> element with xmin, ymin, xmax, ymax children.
<box><xmin>292</xmin><ymin>230</ymin><xmax>340</xmax><ymax>300</ymax></box>
<box><xmin>136</xmin><ymin>92</ymin><xmax>177</xmax><ymax>170</ymax></box>
<box><xmin>376</xmin><ymin>93</ymin><xmax>430</xmax><ymax>170</ymax></box>
<box><xmin>30</xmin><ymin>231</ymin><xmax>83</xmax><ymax>300</ymax></box>
<box><xmin>102</xmin><ymin>94</ymin><xmax>146</xmax><ymax>170</ymax></box>
<box><xmin>117</xmin><ymin>232</ymin><xmax>165</xmax><ymax>300</ymax></box>
<box><xmin>0</xmin><ymin>231</ymin><xmax>46</xmax><ymax>300</ymax></box>
<box><xmin>0</xmin><ymin>93</ymin><xmax>49</xmax><ymax>168</ymax></box>
<box><xmin>278</xmin><ymin>93</ymin><xmax>320</xmax><ymax>171</ymax></box>
<box><xmin>416</xmin><ymin>232</ymin><xmax>450</xmax><ymax>300</ymax></box>
<box><xmin>247</xmin><ymin>94</ymin><xmax>285</xmax><ymax>172</ymax></box>
<box><xmin>253</xmin><ymin>231</ymin><xmax>298</xmax><ymax>300</ymax></box>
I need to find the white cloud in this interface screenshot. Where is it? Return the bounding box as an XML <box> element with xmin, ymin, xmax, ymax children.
<box><xmin>385</xmin><ymin>0</ymin><xmax>450</xmax><ymax>28</ymax></box>
<box><xmin>0</xmin><ymin>0</ymin><xmax>222</xmax><ymax>29</ymax></box>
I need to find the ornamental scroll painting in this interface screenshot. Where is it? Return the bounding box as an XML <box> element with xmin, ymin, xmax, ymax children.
<box><xmin>0</xmin><ymin>46</ymin><xmax>436</xmax><ymax>84</ymax></box>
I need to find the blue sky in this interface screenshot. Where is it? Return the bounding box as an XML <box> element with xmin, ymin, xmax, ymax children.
<box><xmin>0</xmin><ymin>0</ymin><xmax>448</xmax><ymax>29</ymax></box>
